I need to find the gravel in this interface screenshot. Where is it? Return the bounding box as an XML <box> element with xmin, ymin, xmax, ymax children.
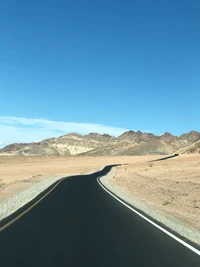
<box><xmin>0</xmin><ymin>175</ymin><xmax>64</xmax><ymax>222</ymax></box>
<box><xmin>100</xmin><ymin>168</ymin><xmax>200</xmax><ymax>247</ymax></box>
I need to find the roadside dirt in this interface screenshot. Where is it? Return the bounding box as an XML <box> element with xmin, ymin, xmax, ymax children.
<box><xmin>111</xmin><ymin>154</ymin><xmax>200</xmax><ymax>230</ymax></box>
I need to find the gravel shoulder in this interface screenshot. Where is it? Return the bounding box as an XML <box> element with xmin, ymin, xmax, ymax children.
<box><xmin>0</xmin><ymin>175</ymin><xmax>64</xmax><ymax>221</ymax></box>
<box><xmin>100</xmin><ymin>165</ymin><xmax>200</xmax><ymax>247</ymax></box>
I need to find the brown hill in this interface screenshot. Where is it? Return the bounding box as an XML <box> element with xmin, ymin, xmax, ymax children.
<box><xmin>177</xmin><ymin>140</ymin><xmax>200</xmax><ymax>154</ymax></box>
<box><xmin>0</xmin><ymin>130</ymin><xmax>199</xmax><ymax>156</ymax></box>
<box><xmin>79</xmin><ymin>140</ymin><xmax>174</xmax><ymax>156</ymax></box>
<box><xmin>118</xmin><ymin>130</ymin><xmax>159</xmax><ymax>143</ymax></box>
<box><xmin>0</xmin><ymin>132</ymin><xmax>117</xmax><ymax>156</ymax></box>
<box><xmin>0</xmin><ymin>142</ymin><xmax>70</xmax><ymax>156</ymax></box>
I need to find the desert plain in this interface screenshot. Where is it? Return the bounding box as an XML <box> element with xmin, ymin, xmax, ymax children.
<box><xmin>0</xmin><ymin>154</ymin><xmax>199</xmax><ymax>231</ymax></box>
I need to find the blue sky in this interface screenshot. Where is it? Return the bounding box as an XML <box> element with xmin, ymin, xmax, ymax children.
<box><xmin>0</xmin><ymin>0</ymin><xmax>200</xmax><ymax>146</ymax></box>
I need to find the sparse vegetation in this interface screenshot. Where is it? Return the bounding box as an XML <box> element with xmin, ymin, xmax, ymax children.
<box><xmin>32</xmin><ymin>174</ymin><xmax>42</xmax><ymax>178</ymax></box>
<box><xmin>163</xmin><ymin>200</ymin><xmax>171</xmax><ymax>206</ymax></box>
<box><xmin>149</xmin><ymin>163</ymin><xmax>153</xmax><ymax>167</ymax></box>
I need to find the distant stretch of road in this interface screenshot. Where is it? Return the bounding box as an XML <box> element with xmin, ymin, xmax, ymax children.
<box><xmin>149</xmin><ymin>154</ymin><xmax>179</xmax><ymax>162</ymax></box>
<box><xmin>0</xmin><ymin>165</ymin><xmax>199</xmax><ymax>267</ymax></box>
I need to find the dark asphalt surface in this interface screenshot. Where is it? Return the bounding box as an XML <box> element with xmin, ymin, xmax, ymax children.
<box><xmin>0</xmin><ymin>165</ymin><xmax>200</xmax><ymax>267</ymax></box>
<box><xmin>149</xmin><ymin>154</ymin><xmax>179</xmax><ymax>162</ymax></box>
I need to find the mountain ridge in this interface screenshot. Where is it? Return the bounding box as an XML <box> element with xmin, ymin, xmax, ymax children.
<box><xmin>0</xmin><ymin>130</ymin><xmax>200</xmax><ymax>156</ymax></box>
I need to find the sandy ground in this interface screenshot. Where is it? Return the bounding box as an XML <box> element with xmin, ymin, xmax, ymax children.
<box><xmin>0</xmin><ymin>154</ymin><xmax>199</xmax><ymax>232</ymax></box>
<box><xmin>110</xmin><ymin>154</ymin><xmax>200</xmax><ymax>231</ymax></box>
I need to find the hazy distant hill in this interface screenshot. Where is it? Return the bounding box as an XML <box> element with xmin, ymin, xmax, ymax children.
<box><xmin>0</xmin><ymin>130</ymin><xmax>200</xmax><ymax>156</ymax></box>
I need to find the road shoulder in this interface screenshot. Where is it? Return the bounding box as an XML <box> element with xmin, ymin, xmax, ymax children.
<box><xmin>100</xmin><ymin>168</ymin><xmax>200</xmax><ymax>247</ymax></box>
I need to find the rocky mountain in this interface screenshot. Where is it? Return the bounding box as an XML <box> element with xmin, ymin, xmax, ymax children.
<box><xmin>118</xmin><ymin>130</ymin><xmax>159</xmax><ymax>143</ymax></box>
<box><xmin>0</xmin><ymin>130</ymin><xmax>200</xmax><ymax>156</ymax></box>
<box><xmin>0</xmin><ymin>132</ymin><xmax>117</xmax><ymax>156</ymax></box>
<box><xmin>177</xmin><ymin>140</ymin><xmax>200</xmax><ymax>154</ymax></box>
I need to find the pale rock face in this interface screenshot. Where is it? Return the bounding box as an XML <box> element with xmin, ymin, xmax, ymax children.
<box><xmin>0</xmin><ymin>130</ymin><xmax>200</xmax><ymax>156</ymax></box>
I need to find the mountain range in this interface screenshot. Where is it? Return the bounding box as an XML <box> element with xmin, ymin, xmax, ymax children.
<box><xmin>0</xmin><ymin>130</ymin><xmax>200</xmax><ymax>156</ymax></box>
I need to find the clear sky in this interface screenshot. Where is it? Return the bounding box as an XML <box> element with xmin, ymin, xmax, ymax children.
<box><xmin>0</xmin><ymin>0</ymin><xmax>200</xmax><ymax>146</ymax></box>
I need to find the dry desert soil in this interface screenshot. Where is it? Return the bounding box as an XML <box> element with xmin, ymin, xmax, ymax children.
<box><xmin>0</xmin><ymin>154</ymin><xmax>199</xmax><ymax>232</ymax></box>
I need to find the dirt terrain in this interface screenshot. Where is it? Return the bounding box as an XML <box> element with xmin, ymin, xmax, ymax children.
<box><xmin>111</xmin><ymin>154</ymin><xmax>200</xmax><ymax>230</ymax></box>
<box><xmin>0</xmin><ymin>154</ymin><xmax>199</xmax><ymax>231</ymax></box>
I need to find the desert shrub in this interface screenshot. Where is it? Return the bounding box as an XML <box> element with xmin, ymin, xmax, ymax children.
<box><xmin>163</xmin><ymin>200</ymin><xmax>171</xmax><ymax>206</ymax></box>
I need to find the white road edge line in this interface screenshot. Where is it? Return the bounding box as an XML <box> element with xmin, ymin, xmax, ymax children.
<box><xmin>97</xmin><ymin>178</ymin><xmax>200</xmax><ymax>256</ymax></box>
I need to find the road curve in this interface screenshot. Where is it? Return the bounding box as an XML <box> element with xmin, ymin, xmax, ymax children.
<box><xmin>0</xmin><ymin>165</ymin><xmax>199</xmax><ymax>267</ymax></box>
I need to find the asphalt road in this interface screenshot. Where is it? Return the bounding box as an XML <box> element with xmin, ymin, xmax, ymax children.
<box><xmin>149</xmin><ymin>154</ymin><xmax>179</xmax><ymax>162</ymax></box>
<box><xmin>0</xmin><ymin>165</ymin><xmax>200</xmax><ymax>267</ymax></box>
